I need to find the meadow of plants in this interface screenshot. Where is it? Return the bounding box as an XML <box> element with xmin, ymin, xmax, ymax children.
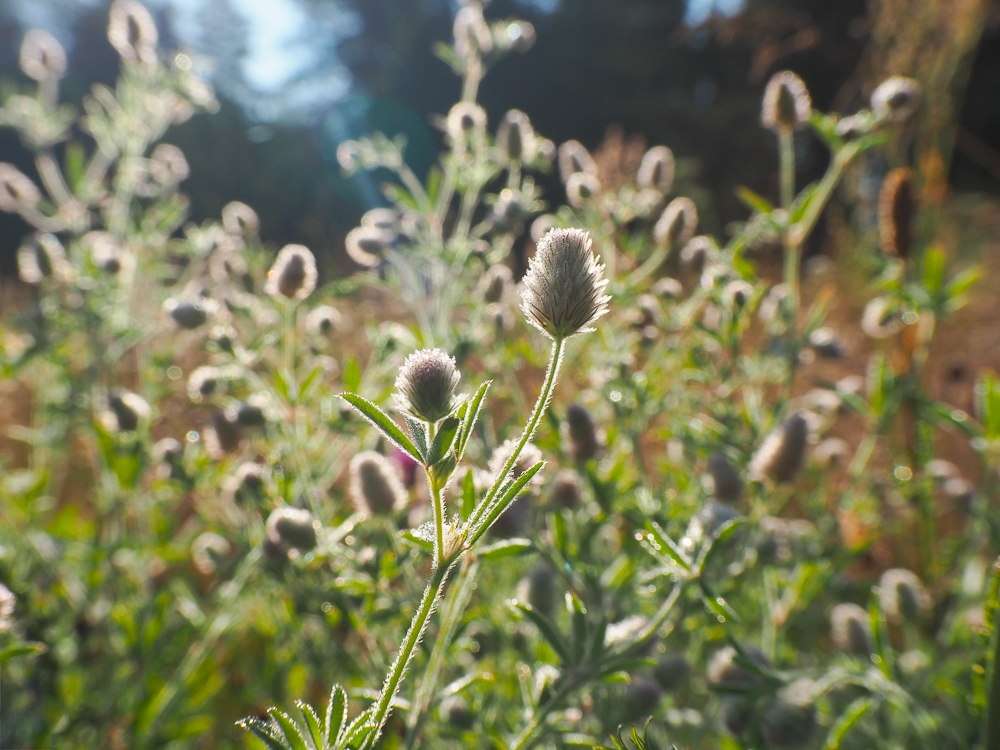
<box><xmin>0</xmin><ymin>1</ymin><xmax>998</xmax><ymax>748</ymax></box>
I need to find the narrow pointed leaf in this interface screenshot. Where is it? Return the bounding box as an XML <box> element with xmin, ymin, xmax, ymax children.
<box><xmin>428</xmin><ymin>416</ymin><xmax>460</xmax><ymax>466</ymax></box>
<box><xmin>456</xmin><ymin>381</ymin><xmax>491</xmax><ymax>461</ymax></box>
<box><xmin>461</xmin><ymin>469</ymin><xmax>477</xmax><ymax>520</ymax></box>
<box><xmin>468</xmin><ymin>462</ymin><xmax>544</xmax><ymax>546</ymax></box>
<box><xmin>403</xmin><ymin>415</ymin><xmax>429</xmax><ymax>462</ymax></box>
<box><xmin>326</xmin><ymin>684</ymin><xmax>349</xmax><ymax>746</ymax></box>
<box><xmin>643</xmin><ymin>521</ymin><xmax>692</xmax><ymax>573</ymax></box>
<box><xmin>237</xmin><ymin>718</ymin><xmax>289</xmax><ymax>750</ymax></box>
<box><xmin>340</xmin><ymin>394</ymin><xmax>422</xmax><ymax>463</ymax></box>
<box><xmin>515</xmin><ymin>602</ymin><xmax>571</xmax><ymax>664</ymax></box>
<box><xmin>824</xmin><ymin>697</ymin><xmax>873</xmax><ymax>749</ymax></box>
<box><xmin>267</xmin><ymin>708</ymin><xmax>309</xmax><ymax>750</ymax></box>
<box><xmin>294</xmin><ymin>701</ymin><xmax>323</xmax><ymax>750</ymax></box>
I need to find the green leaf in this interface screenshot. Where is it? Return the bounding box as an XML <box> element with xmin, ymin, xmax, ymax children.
<box><xmin>238</xmin><ymin>718</ymin><xmax>289</xmax><ymax>750</ymax></box>
<box><xmin>478</xmin><ymin>538</ymin><xmax>533</xmax><ymax>561</ymax></box>
<box><xmin>428</xmin><ymin>416</ymin><xmax>460</xmax><ymax>466</ymax></box>
<box><xmin>922</xmin><ymin>245</ymin><xmax>946</xmax><ymax>295</ymax></box>
<box><xmin>294</xmin><ymin>701</ymin><xmax>323</xmax><ymax>750</ymax></box>
<box><xmin>467</xmin><ymin>462</ymin><xmax>544</xmax><ymax>546</ymax></box>
<box><xmin>273</xmin><ymin>369</ymin><xmax>291</xmax><ymax>402</ymax></box>
<box><xmin>461</xmin><ymin>469</ymin><xmax>477</xmax><ymax>521</ymax></box>
<box><xmin>0</xmin><ymin>642</ymin><xmax>46</xmax><ymax>663</ymax></box>
<box><xmin>790</xmin><ymin>182</ymin><xmax>819</xmax><ymax>224</ymax></box>
<box><xmin>267</xmin><ymin>708</ymin><xmax>309</xmax><ymax>750</ymax></box>
<box><xmin>869</xmin><ymin>598</ymin><xmax>893</xmax><ymax>679</ymax></box>
<box><xmin>569</xmin><ymin>591</ymin><xmax>588</xmax><ymax>666</ymax></box>
<box><xmin>340</xmin><ymin>393</ymin><xmax>422</xmax><ymax>463</ymax></box>
<box><xmin>343</xmin><ymin>358</ymin><xmax>362</xmax><ymax>393</ymax></box>
<box><xmin>700</xmin><ymin>581</ymin><xmax>741</xmax><ymax>624</ymax></box>
<box><xmin>824</xmin><ymin>697</ymin><xmax>873</xmax><ymax>749</ymax></box>
<box><xmin>455</xmin><ymin>381</ymin><xmax>491</xmax><ymax>462</ymax></box>
<box><xmin>326</xmin><ymin>684</ymin><xmax>349</xmax><ymax>747</ymax></box>
<box><xmin>514</xmin><ymin>602</ymin><xmax>571</xmax><ymax>664</ymax></box>
<box><xmin>696</xmin><ymin>517</ymin><xmax>745</xmax><ymax>574</ymax></box>
<box><xmin>298</xmin><ymin>366</ymin><xmax>325</xmax><ymax>401</ymax></box>
<box><xmin>403</xmin><ymin>415</ymin><xmax>429</xmax><ymax>462</ymax></box>
<box><xmin>735</xmin><ymin>186</ymin><xmax>775</xmax><ymax>215</ymax></box>
<box><xmin>642</xmin><ymin>521</ymin><xmax>692</xmax><ymax>574</ymax></box>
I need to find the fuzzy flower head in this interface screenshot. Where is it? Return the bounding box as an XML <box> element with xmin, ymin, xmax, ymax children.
<box><xmin>265</xmin><ymin>244</ymin><xmax>317</xmax><ymax>300</ymax></box>
<box><xmin>520</xmin><ymin>228</ymin><xmax>610</xmax><ymax>340</ymax></box>
<box><xmin>637</xmin><ymin>145</ymin><xmax>675</xmax><ymax>194</ymax></box>
<box><xmin>830</xmin><ymin>603</ymin><xmax>873</xmax><ymax>656</ymax></box>
<box><xmin>0</xmin><ymin>584</ymin><xmax>15</xmax><ymax>633</ymax></box>
<box><xmin>349</xmin><ymin>451</ymin><xmax>407</xmax><ymax>517</ymax></box>
<box><xmin>20</xmin><ymin>30</ymin><xmax>67</xmax><ymax>81</ymax></box>
<box><xmin>393</xmin><ymin>348</ymin><xmax>461</xmax><ymax>424</ymax></box>
<box><xmin>761</xmin><ymin>71</ymin><xmax>812</xmax><ymax>132</ymax></box>
<box><xmin>871</xmin><ymin>77</ymin><xmax>922</xmax><ymax>123</ymax></box>
<box><xmin>108</xmin><ymin>0</ymin><xmax>158</xmax><ymax>65</ymax></box>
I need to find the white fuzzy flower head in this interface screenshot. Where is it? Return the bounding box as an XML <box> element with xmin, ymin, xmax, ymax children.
<box><xmin>637</xmin><ymin>145</ymin><xmax>675</xmax><ymax>194</ymax></box>
<box><xmin>0</xmin><ymin>584</ymin><xmax>15</xmax><ymax>633</ymax></box>
<box><xmin>520</xmin><ymin>228</ymin><xmax>610</xmax><ymax>340</ymax></box>
<box><xmin>496</xmin><ymin>109</ymin><xmax>537</xmax><ymax>163</ymax></box>
<box><xmin>557</xmin><ymin>140</ymin><xmax>598</xmax><ymax>183</ymax></box>
<box><xmin>879</xmin><ymin>568</ymin><xmax>930</xmax><ymax>623</ymax></box>
<box><xmin>18</xmin><ymin>233</ymin><xmax>68</xmax><ymax>284</ymax></box>
<box><xmin>761</xmin><ymin>70</ymin><xmax>812</xmax><ymax>132</ymax></box>
<box><xmin>222</xmin><ymin>201</ymin><xmax>259</xmax><ymax>237</ymax></box>
<box><xmin>265</xmin><ymin>244</ymin><xmax>317</xmax><ymax>300</ymax></box>
<box><xmin>566</xmin><ymin>172</ymin><xmax>601</xmax><ymax>208</ymax></box>
<box><xmin>749</xmin><ymin>411</ymin><xmax>809</xmax><ymax>484</ymax></box>
<box><xmin>871</xmin><ymin>77</ymin><xmax>922</xmax><ymax>123</ymax></box>
<box><xmin>108</xmin><ymin>0</ymin><xmax>158</xmax><ymax>65</ymax></box>
<box><xmin>20</xmin><ymin>30</ymin><xmax>67</xmax><ymax>81</ymax></box>
<box><xmin>830</xmin><ymin>603</ymin><xmax>873</xmax><ymax>656</ymax></box>
<box><xmin>653</xmin><ymin>197</ymin><xmax>698</xmax><ymax>247</ymax></box>
<box><xmin>0</xmin><ymin>163</ymin><xmax>41</xmax><ymax>213</ymax></box>
<box><xmin>349</xmin><ymin>451</ymin><xmax>407</xmax><ymax>517</ymax></box>
<box><xmin>345</xmin><ymin>226</ymin><xmax>393</xmax><ymax>268</ymax></box>
<box><xmin>394</xmin><ymin>348</ymin><xmax>461</xmax><ymax>424</ymax></box>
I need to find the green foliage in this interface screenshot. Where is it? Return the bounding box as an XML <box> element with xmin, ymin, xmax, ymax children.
<box><xmin>0</xmin><ymin>2</ymin><xmax>995</xmax><ymax>750</ymax></box>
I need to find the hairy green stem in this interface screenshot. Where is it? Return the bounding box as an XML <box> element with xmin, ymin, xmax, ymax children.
<box><xmin>468</xmin><ymin>337</ymin><xmax>565</xmax><ymax>537</ymax></box>
<box><xmin>365</xmin><ymin>561</ymin><xmax>456</xmax><ymax>747</ymax></box>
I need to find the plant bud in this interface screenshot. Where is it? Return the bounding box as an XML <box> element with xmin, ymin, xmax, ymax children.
<box><xmin>705</xmin><ymin>452</ymin><xmax>744</xmax><ymax>504</ymax></box>
<box><xmin>265</xmin><ymin>507</ymin><xmax>319</xmax><ymax>554</ymax></box>
<box><xmin>620</xmin><ymin>676</ymin><xmax>663</xmax><ymax>724</ymax></box>
<box><xmin>0</xmin><ymin>584</ymin><xmax>15</xmax><ymax>633</ymax></box>
<box><xmin>82</xmin><ymin>231</ymin><xmax>126</xmax><ymax>275</ymax></box>
<box><xmin>0</xmin><ymin>163</ymin><xmax>41</xmax><ymax>213</ymax></box>
<box><xmin>653</xmin><ymin>651</ymin><xmax>691</xmax><ymax>693</ymax></box>
<box><xmin>520</xmin><ymin>228</ymin><xmax>610</xmax><ymax>340</ymax></box>
<box><xmin>723</xmin><ymin>280</ymin><xmax>753</xmax><ymax>310</ymax></box>
<box><xmin>549</xmin><ymin>469</ymin><xmax>584</xmax><ymax>509</ymax></box>
<box><xmin>652</xmin><ymin>276</ymin><xmax>683</xmax><ymax>299</ymax></box>
<box><xmin>879</xmin><ymin>167</ymin><xmax>915</xmax><ymax>259</ymax></box>
<box><xmin>720</xmin><ymin>697</ymin><xmax>754</xmax><ymax>737</ymax></box>
<box><xmin>265</xmin><ymin>244</ymin><xmax>317</xmax><ymax>300</ymax></box>
<box><xmin>453</xmin><ymin>5</ymin><xmax>493</xmax><ymax>59</ymax></box>
<box><xmin>154</xmin><ymin>437</ymin><xmax>183</xmax><ymax>464</ymax></box>
<box><xmin>761</xmin><ymin>71</ymin><xmax>812</xmax><ymax>132</ymax></box>
<box><xmin>812</xmin><ymin>438</ymin><xmax>849</xmax><ymax>468</ymax></box>
<box><xmin>446</xmin><ymin>102</ymin><xmax>487</xmax><ymax>143</ymax></box>
<box><xmin>830</xmin><ymin>603</ymin><xmax>873</xmax><ymax>656</ymax></box>
<box><xmin>565</xmin><ymin>171</ymin><xmax>601</xmax><ymax>208</ymax></box>
<box><xmin>205</xmin><ymin>408</ymin><xmax>243</xmax><ymax>457</ymax></box>
<box><xmin>520</xmin><ymin>563</ymin><xmax>559</xmax><ymax>617</ymax></box>
<box><xmin>345</xmin><ymin>226</ymin><xmax>393</xmax><ymax>268</ymax></box>
<box><xmin>20</xmin><ymin>30</ymin><xmax>67</xmax><ymax>81</ymax></box>
<box><xmin>440</xmin><ymin>695</ymin><xmax>475</xmax><ymax>730</ymax></box>
<box><xmin>349</xmin><ymin>451</ymin><xmax>407</xmax><ymax>517</ymax></box>
<box><xmin>749</xmin><ymin>412</ymin><xmax>809</xmax><ymax>484</ymax></box>
<box><xmin>557</xmin><ymin>140</ymin><xmax>598</xmax><ymax>183</ymax></box>
<box><xmin>654</xmin><ymin>197</ymin><xmax>698</xmax><ymax>247</ymax></box>
<box><xmin>565</xmin><ymin>403</ymin><xmax>600</xmax><ymax>461</ymax></box>
<box><xmin>306</xmin><ymin>305</ymin><xmax>342</xmax><ymax>337</ymax></box>
<box><xmin>222</xmin><ymin>201</ymin><xmax>259</xmax><ymax>237</ymax></box>
<box><xmin>637</xmin><ymin>145</ymin><xmax>675</xmax><ymax>194</ymax></box>
<box><xmin>394</xmin><ymin>348</ymin><xmax>461</xmax><ymax>424</ymax></box>
<box><xmin>17</xmin><ymin>233</ymin><xmax>67</xmax><ymax>284</ymax></box>
<box><xmin>879</xmin><ymin>568</ymin><xmax>930</xmax><ymax>623</ymax></box>
<box><xmin>187</xmin><ymin>365</ymin><xmax>221</xmax><ymax>402</ymax></box>
<box><xmin>861</xmin><ymin>297</ymin><xmax>903</xmax><ymax>339</ymax></box>
<box><xmin>806</xmin><ymin>327</ymin><xmax>845</xmax><ymax>358</ymax></box>
<box><xmin>108</xmin><ymin>0</ymin><xmax>158</xmax><ymax>65</ymax></box>
<box><xmin>870</xmin><ymin>77</ymin><xmax>921</xmax><ymax>123</ymax></box>
<box><xmin>191</xmin><ymin>531</ymin><xmax>231</xmax><ymax>576</ymax></box>
<box><xmin>496</xmin><ymin>109</ymin><xmax>536</xmax><ymax>163</ymax></box>
<box><xmin>164</xmin><ymin>298</ymin><xmax>209</xmax><ymax>329</ymax></box>
<box><xmin>481</xmin><ymin>265</ymin><xmax>513</xmax><ymax>304</ymax></box>
<box><xmin>707</xmin><ymin>645</ymin><xmax>769</xmax><ymax>689</ymax></box>
<box><xmin>105</xmin><ymin>389</ymin><xmax>150</xmax><ymax>432</ymax></box>
<box><xmin>762</xmin><ymin>685</ymin><xmax>817</xmax><ymax>749</ymax></box>
<box><xmin>235</xmin><ymin>395</ymin><xmax>269</xmax><ymax>427</ymax></box>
